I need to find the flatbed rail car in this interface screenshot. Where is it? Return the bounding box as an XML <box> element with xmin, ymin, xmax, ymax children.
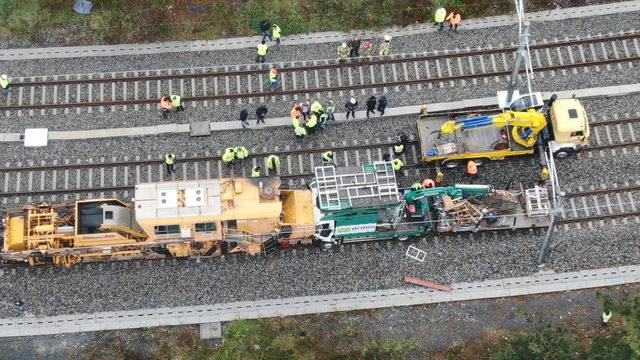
<box><xmin>2</xmin><ymin>162</ymin><xmax>553</xmax><ymax>267</ymax></box>
<box><xmin>417</xmin><ymin>95</ymin><xmax>590</xmax><ymax>165</ymax></box>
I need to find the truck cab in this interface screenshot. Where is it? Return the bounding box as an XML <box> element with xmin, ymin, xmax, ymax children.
<box><xmin>545</xmin><ymin>98</ymin><xmax>590</xmax><ymax>158</ymax></box>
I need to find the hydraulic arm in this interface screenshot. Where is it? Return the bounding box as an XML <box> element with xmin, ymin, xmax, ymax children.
<box><xmin>439</xmin><ymin>109</ymin><xmax>548</xmax><ymax>147</ymax></box>
<box><xmin>405</xmin><ymin>184</ymin><xmax>491</xmax><ymax>205</ymax></box>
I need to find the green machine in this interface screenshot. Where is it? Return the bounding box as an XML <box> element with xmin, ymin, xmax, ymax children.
<box><xmin>310</xmin><ymin>162</ymin><xmax>433</xmax><ymax>248</ymax></box>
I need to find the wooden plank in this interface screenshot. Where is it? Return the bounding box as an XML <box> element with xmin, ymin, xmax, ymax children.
<box><xmin>404</xmin><ymin>275</ymin><xmax>453</xmax><ymax>292</ymax></box>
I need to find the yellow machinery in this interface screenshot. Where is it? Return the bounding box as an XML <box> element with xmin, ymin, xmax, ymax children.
<box><xmin>2</xmin><ymin>177</ymin><xmax>315</xmax><ymax>267</ymax></box>
<box><xmin>417</xmin><ymin>96</ymin><xmax>590</xmax><ymax>165</ymax></box>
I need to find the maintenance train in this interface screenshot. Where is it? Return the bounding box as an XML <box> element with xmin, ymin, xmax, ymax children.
<box><xmin>2</xmin><ymin>162</ymin><xmax>551</xmax><ymax>267</ymax></box>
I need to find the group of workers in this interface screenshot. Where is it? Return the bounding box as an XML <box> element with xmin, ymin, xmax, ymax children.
<box><xmin>256</xmin><ymin>20</ymin><xmax>282</xmax><ymax>63</ymax></box>
<box><xmin>433</xmin><ymin>7</ymin><xmax>462</xmax><ymax>32</ymax></box>
<box><xmin>338</xmin><ymin>35</ymin><xmax>392</xmax><ymax>62</ymax></box>
<box><xmin>290</xmin><ymin>100</ymin><xmax>336</xmax><ymax>141</ymax></box>
<box><xmin>160</xmin><ymin>95</ymin><xmax>185</xmax><ymax>118</ymax></box>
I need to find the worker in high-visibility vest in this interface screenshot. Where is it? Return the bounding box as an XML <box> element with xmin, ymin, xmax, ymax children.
<box><xmin>411</xmin><ymin>182</ymin><xmax>423</xmax><ymax>190</ymax></box>
<box><xmin>170</xmin><ymin>95</ymin><xmax>184</xmax><ymax>112</ymax></box>
<box><xmin>165</xmin><ymin>153</ymin><xmax>176</xmax><ymax>175</ymax></box>
<box><xmin>294</xmin><ymin>125</ymin><xmax>307</xmax><ymax>142</ymax></box>
<box><xmin>433</xmin><ymin>7</ymin><xmax>447</xmax><ymax>31</ymax></box>
<box><xmin>322</xmin><ymin>151</ymin><xmax>334</xmax><ymax>165</ymax></box>
<box><xmin>310</xmin><ymin>101</ymin><xmax>324</xmax><ymax>117</ymax></box>
<box><xmin>392</xmin><ymin>158</ymin><xmax>404</xmax><ymax>171</ymax></box>
<box><xmin>0</xmin><ymin>74</ymin><xmax>11</xmax><ymax>95</ymax></box>
<box><xmin>602</xmin><ymin>310</ymin><xmax>612</xmax><ymax>326</ymax></box>
<box><xmin>446</xmin><ymin>11</ymin><xmax>462</xmax><ymax>32</ymax></box>
<box><xmin>305</xmin><ymin>114</ymin><xmax>318</xmax><ymax>133</ymax></box>
<box><xmin>160</xmin><ymin>96</ymin><xmax>173</xmax><ymax>119</ymax></box>
<box><xmin>222</xmin><ymin>148</ymin><xmax>236</xmax><ymax>165</ymax></box>
<box><xmin>466</xmin><ymin>160</ymin><xmax>478</xmax><ymax>178</ymax></box>
<box><xmin>235</xmin><ymin>147</ymin><xmax>249</xmax><ymax>161</ymax></box>
<box><xmin>271</xmin><ymin>24</ymin><xmax>282</xmax><ymax>45</ymax></box>
<box><xmin>266</xmin><ymin>155</ymin><xmax>281</xmax><ymax>172</ymax></box>
<box><xmin>269</xmin><ymin>68</ymin><xmax>279</xmax><ymax>91</ymax></box>
<box><xmin>378</xmin><ymin>35</ymin><xmax>392</xmax><ymax>56</ymax></box>
<box><xmin>256</xmin><ymin>40</ymin><xmax>269</xmax><ymax>63</ymax></box>
<box><xmin>251</xmin><ymin>165</ymin><xmax>263</xmax><ymax>177</ymax></box>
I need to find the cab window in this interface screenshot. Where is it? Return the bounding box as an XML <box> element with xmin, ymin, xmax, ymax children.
<box><xmin>570</xmin><ymin>131</ymin><xmax>584</xmax><ymax>137</ymax></box>
<box><xmin>567</xmin><ymin>109</ymin><xmax>578</xmax><ymax>118</ymax></box>
<box><xmin>154</xmin><ymin>225</ymin><xmax>180</xmax><ymax>235</ymax></box>
<box><xmin>195</xmin><ymin>222</ymin><xmax>217</xmax><ymax>232</ymax></box>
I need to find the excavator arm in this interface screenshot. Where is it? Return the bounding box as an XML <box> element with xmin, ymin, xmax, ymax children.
<box><xmin>405</xmin><ymin>185</ymin><xmax>491</xmax><ymax>205</ymax></box>
<box><xmin>439</xmin><ymin>109</ymin><xmax>548</xmax><ymax>147</ymax></box>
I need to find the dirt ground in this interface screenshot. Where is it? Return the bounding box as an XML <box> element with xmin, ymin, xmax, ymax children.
<box><xmin>0</xmin><ymin>283</ymin><xmax>636</xmax><ymax>359</ymax></box>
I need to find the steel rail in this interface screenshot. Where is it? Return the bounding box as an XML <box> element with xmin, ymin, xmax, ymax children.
<box><xmin>10</xmin><ymin>32</ymin><xmax>639</xmax><ymax>87</ymax></box>
<box><xmin>2</xmin><ymin>55</ymin><xmax>639</xmax><ymax>112</ymax></box>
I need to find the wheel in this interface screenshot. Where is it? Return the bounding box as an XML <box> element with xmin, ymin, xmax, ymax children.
<box><xmin>553</xmin><ymin>148</ymin><xmax>575</xmax><ymax>159</ymax></box>
<box><xmin>395</xmin><ymin>235</ymin><xmax>410</xmax><ymax>242</ymax></box>
<box><xmin>444</xmin><ymin>161</ymin><xmax>461</xmax><ymax>169</ymax></box>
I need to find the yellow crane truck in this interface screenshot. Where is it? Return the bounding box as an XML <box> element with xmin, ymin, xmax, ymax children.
<box><xmin>417</xmin><ymin>94</ymin><xmax>590</xmax><ymax>168</ymax></box>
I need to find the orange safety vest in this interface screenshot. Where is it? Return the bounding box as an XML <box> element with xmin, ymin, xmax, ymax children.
<box><xmin>290</xmin><ymin>107</ymin><xmax>301</xmax><ymax>119</ymax></box>
<box><xmin>447</xmin><ymin>12</ymin><xmax>461</xmax><ymax>25</ymax></box>
<box><xmin>467</xmin><ymin>161</ymin><xmax>477</xmax><ymax>175</ymax></box>
<box><xmin>161</xmin><ymin>98</ymin><xmax>172</xmax><ymax>110</ymax></box>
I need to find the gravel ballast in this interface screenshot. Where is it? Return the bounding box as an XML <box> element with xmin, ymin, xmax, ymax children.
<box><xmin>1</xmin><ymin>12</ymin><xmax>638</xmax><ymax>78</ymax></box>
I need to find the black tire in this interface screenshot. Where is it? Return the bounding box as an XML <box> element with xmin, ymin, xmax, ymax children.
<box><xmin>395</xmin><ymin>234</ymin><xmax>410</xmax><ymax>242</ymax></box>
<box><xmin>444</xmin><ymin>160</ymin><xmax>461</xmax><ymax>169</ymax></box>
<box><xmin>553</xmin><ymin>148</ymin><xmax>575</xmax><ymax>159</ymax></box>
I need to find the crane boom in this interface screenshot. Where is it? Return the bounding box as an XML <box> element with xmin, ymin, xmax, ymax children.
<box><xmin>439</xmin><ymin>109</ymin><xmax>547</xmax><ymax>147</ymax></box>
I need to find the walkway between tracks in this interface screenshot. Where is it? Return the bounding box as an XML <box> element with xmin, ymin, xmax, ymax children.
<box><xmin>2</xmin><ymin>1</ymin><xmax>639</xmax><ymax>61</ymax></box>
<box><xmin>0</xmin><ymin>83</ymin><xmax>638</xmax><ymax>143</ymax></box>
<box><xmin>0</xmin><ymin>265</ymin><xmax>637</xmax><ymax>337</ymax></box>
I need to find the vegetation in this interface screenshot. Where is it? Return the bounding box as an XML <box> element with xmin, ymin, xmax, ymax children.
<box><xmin>0</xmin><ymin>0</ymin><xmax>524</xmax><ymax>45</ymax></box>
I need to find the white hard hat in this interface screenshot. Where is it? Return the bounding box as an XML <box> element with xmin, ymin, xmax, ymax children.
<box><xmin>0</xmin><ymin>74</ymin><xmax>6</xmax><ymax>80</ymax></box>
<box><xmin>342</xmin><ymin>43</ymin><xmax>347</xmax><ymax>48</ymax></box>
<box><xmin>384</xmin><ymin>35</ymin><xmax>391</xmax><ymax>41</ymax></box>
<box><xmin>350</xmin><ymin>98</ymin><xmax>356</xmax><ymax>104</ymax></box>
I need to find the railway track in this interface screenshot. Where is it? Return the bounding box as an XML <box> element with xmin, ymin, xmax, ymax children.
<box><xmin>0</xmin><ymin>114</ymin><xmax>639</xmax><ymax>204</ymax></box>
<box><xmin>2</xmin><ymin>31</ymin><xmax>639</xmax><ymax>115</ymax></box>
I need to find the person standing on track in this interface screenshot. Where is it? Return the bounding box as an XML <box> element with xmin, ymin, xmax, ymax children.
<box><xmin>376</xmin><ymin>95</ymin><xmax>388</xmax><ymax>115</ymax></box>
<box><xmin>300</xmin><ymin>101</ymin><xmax>311</xmax><ymax>122</ymax></box>
<box><xmin>366</xmin><ymin>95</ymin><xmax>377</xmax><ymax>118</ymax></box>
<box><xmin>170</xmin><ymin>95</ymin><xmax>184</xmax><ymax>112</ymax></box>
<box><xmin>345</xmin><ymin>97</ymin><xmax>358</xmax><ymax>119</ymax></box>
<box><xmin>434</xmin><ymin>7</ymin><xmax>447</xmax><ymax>31</ymax></box>
<box><xmin>235</xmin><ymin>146</ymin><xmax>249</xmax><ymax>163</ymax></box>
<box><xmin>337</xmin><ymin>43</ymin><xmax>349</xmax><ymax>63</ymax></box>
<box><xmin>322</xmin><ymin>151</ymin><xmax>335</xmax><ymax>166</ymax></box>
<box><xmin>222</xmin><ymin>147</ymin><xmax>236</xmax><ymax>165</ymax></box>
<box><xmin>165</xmin><ymin>153</ymin><xmax>176</xmax><ymax>175</ymax></box>
<box><xmin>325</xmin><ymin>100</ymin><xmax>336</xmax><ymax>121</ymax></box>
<box><xmin>251</xmin><ymin>165</ymin><xmax>263</xmax><ymax>177</ymax></box>
<box><xmin>291</xmin><ymin>104</ymin><xmax>302</xmax><ymax>128</ymax></box>
<box><xmin>256</xmin><ymin>105</ymin><xmax>268</xmax><ymax>125</ymax></box>
<box><xmin>348</xmin><ymin>36</ymin><xmax>361</xmax><ymax>57</ymax></box>
<box><xmin>259</xmin><ymin>20</ymin><xmax>272</xmax><ymax>42</ymax></box>
<box><xmin>310</xmin><ymin>101</ymin><xmax>324</xmax><ymax>117</ymax></box>
<box><xmin>361</xmin><ymin>41</ymin><xmax>373</xmax><ymax>58</ymax></box>
<box><xmin>466</xmin><ymin>160</ymin><xmax>478</xmax><ymax>179</ymax></box>
<box><xmin>256</xmin><ymin>40</ymin><xmax>269</xmax><ymax>63</ymax></box>
<box><xmin>269</xmin><ymin>68</ymin><xmax>279</xmax><ymax>91</ymax></box>
<box><xmin>294</xmin><ymin>124</ymin><xmax>307</xmax><ymax>142</ymax></box>
<box><xmin>271</xmin><ymin>24</ymin><xmax>282</xmax><ymax>45</ymax></box>
<box><xmin>160</xmin><ymin>96</ymin><xmax>173</xmax><ymax>119</ymax></box>
<box><xmin>266</xmin><ymin>154</ymin><xmax>281</xmax><ymax>172</ymax></box>
<box><xmin>378</xmin><ymin>35</ymin><xmax>392</xmax><ymax>56</ymax></box>
<box><xmin>446</xmin><ymin>11</ymin><xmax>462</xmax><ymax>32</ymax></box>
<box><xmin>0</xmin><ymin>74</ymin><xmax>11</xmax><ymax>95</ymax></box>
<box><xmin>239</xmin><ymin>109</ymin><xmax>250</xmax><ymax>129</ymax></box>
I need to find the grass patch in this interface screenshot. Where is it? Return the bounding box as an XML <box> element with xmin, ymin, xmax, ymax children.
<box><xmin>0</xmin><ymin>0</ymin><xmax>525</xmax><ymax>45</ymax></box>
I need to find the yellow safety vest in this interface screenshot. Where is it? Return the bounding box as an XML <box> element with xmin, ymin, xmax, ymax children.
<box><xmin>171</xmin><ymin>95</ymin><xmax>181</xmax><ymax>107</ymax></box>
<box><xmin>222</xmin><ymin>149</ymin><xmax>235</xmax><ymax>163</ymax></box>
<box><xmin>235</xmin><ymin>147</ymin><xmax>248</xmax><ymax>159</ymax></box>
<box><xmin>602</xmin><ymin>311</ymin><xmax>612</xmax><ymax>323</ymax></box>
<box><xmin>0</xmin><ymin>78</ymin><xmax>8</xmax><ymax>89</ymax></box>
<box><xmin>257</xmin><ymin>44</ymin><xmax>268</xmax><ymax>56</ymax></box>
<box><xmin>394</xmin><ymin>144</ymin><xmax>404</xmax><ymax>153</ymax></box>
<box><xmin>306</xmin><ymin>115</ymin><xmax>318</xmax><ymax>128</ymax></box>
<box><xmin>311</xmin><ymin>102</ymin><xmax>323</xmax><ymax>113</ymax></box>
<box><xmin>322</xmin><ymin>152</ymin><xmax>333</xmax><ymax>162</ymax></box>
<box><xmin>165</xmin><ymin>154</ymin><xmax>175</xmax><ymax>165</ymax></box>
<box><xmin>411</xmin><ymin>183</ymin><xmax>423</xmax><ymax>190</ymax></box>
<box><xmin>267</xmin><ymin>155</ymin><xmax>280</xmax><ymax>169</ymax></box>
<box><xmin>435</xmin><ymin>8</ymin><xmax>447</xmax><ymax>22</ymax></box>
<box><xmin>294</xmin><ymin>125</ymin><xmax>307</xmax><ymax>136</ymax></box>
<box><xmin>392</xmin><ymin>159</ymin><xmax>404</xmax><ymax>170</ymax></box>
<box><xmin>272</xmin><ymin>25</ymin><xmax>281</xmax><ymax>39</ymax></box>
<box><xmin>269</xmin><ymin>71</ymin><xmax>278</xmax><ymax>83</ymax></box>
<box><xmin>251</xmin><ymin>167</ymin><xmax>262</xmax><ymax>177</ymax></box>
